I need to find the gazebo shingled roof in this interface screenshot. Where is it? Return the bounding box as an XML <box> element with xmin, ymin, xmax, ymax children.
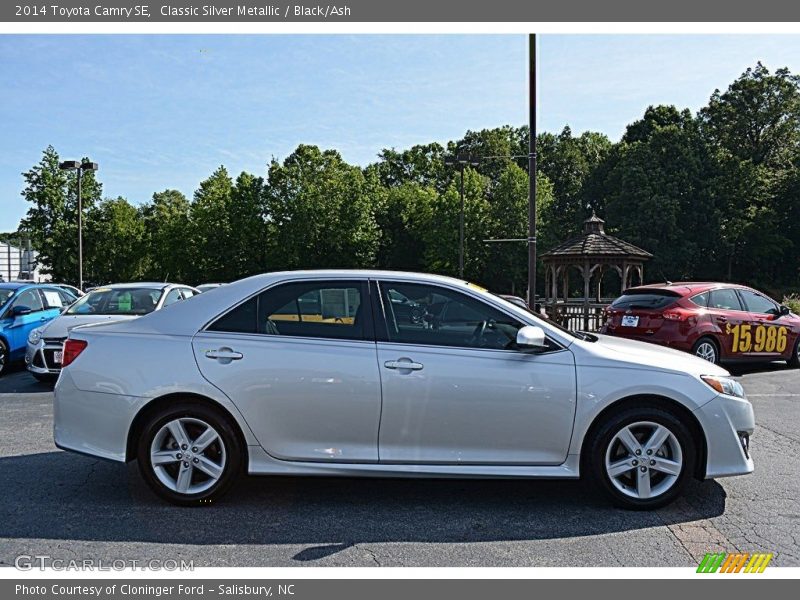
<box><xmin>541</xmin><ymin>213</ymin><xmax>652</xmax><ymax>261</ymax></box>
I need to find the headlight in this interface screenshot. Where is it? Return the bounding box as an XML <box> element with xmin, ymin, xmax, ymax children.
<box><xmin>701</xmin><ymin>375</ymin><xmax>746</xmax><ymax>399</ymax></box>
<box><xmin>28</xmin><ymin>327</ymin><xmax>42</xmax><ymax>345</ymax></box>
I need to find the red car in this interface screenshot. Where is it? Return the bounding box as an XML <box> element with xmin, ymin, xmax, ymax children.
<box><xmin>600</xmin><ymin>282</ymin><xmax>800</xmax><ymax>366</ymax></box>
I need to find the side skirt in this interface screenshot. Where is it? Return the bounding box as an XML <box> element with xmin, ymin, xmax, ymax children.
<box><xmin>247</xmin><ymin>447</ymin><xmax>581</xmax><ymax>479</ymax></box>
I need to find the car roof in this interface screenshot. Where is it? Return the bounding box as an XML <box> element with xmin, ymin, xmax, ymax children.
<box><xmin>627</xmin><ymin>282</ymin><xmax>754</xmax><ymax>297</ymax></box>
<box><xmin>0</xmin><ymin>281</ymin><xmax>30</xmax><ymax>290</ymax></box>
<box><xmin>87</xmin><ymin>282</ymin><xmax>188</xmax><ymax>291</ymax></box>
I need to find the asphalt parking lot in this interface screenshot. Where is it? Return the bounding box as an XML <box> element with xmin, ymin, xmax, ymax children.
<box><xmin>0</xmin><ymin>363</ymin><xmax>798</xmax><ymax>568</ymax></box>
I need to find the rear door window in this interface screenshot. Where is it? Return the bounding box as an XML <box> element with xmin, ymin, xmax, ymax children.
<box><xmin>609</xmin><ymin>292</ymin><xmax>679</xmax><ymax>311</ymax></box>
<box><xmin>708</xmin><ymin>289</ymin><xmax>744</xmax><ymax>312</ymax></box>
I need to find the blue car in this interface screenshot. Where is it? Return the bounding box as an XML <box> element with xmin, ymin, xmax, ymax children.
<box><xmin>0</xmin><ymin>283</ymin><xmax>77</xmax><ymax>377</ymax></box>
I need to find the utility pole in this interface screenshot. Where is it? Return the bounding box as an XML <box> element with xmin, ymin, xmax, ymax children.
<box><xmin>528</xmin><ymin>33</ymin><xmax>538</xmax><ymax>309</ymax></box>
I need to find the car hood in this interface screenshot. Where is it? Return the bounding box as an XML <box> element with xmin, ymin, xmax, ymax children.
<box><xmin>581</xmin><ymin>333</ymin><xmax>730</xmax><ymax>377</ymax></box>
<box><xmin>38</xmin><ymin>314</ymin><xmax>139</xmax><ymax>338</ymax></box>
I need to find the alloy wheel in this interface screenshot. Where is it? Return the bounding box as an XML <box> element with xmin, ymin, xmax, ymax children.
<box><xmin>604</xmin><ymin>421</ymin><xmax>683</xmax><ymax>500</ymax></box>
<box><xmin>695</xmin><ymin>341</ymin><xmax>717</xmax><ymax>363</ymax></box>
<box><xmin>150</xmin><ymin>417</ymin><xmax>227</xmax><ymax>495</ymax></box>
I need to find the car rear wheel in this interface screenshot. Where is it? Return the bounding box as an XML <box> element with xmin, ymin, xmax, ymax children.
<box><xmin>586</xmin><ymin>407</ymin><xmax>696</xmax><ymax>510</ymax></box>
<box><xmin>788</xmin><ymin>337</ymin><xmax>800</xmax><ymax>368</ymax></box>
<box><xmin>692</xmin><ymin>337</ymin><xmax>720</xmax><ymax>365</ymax></box>
<box><xmin>136</xmin><ymin>403</ymin><xmax>243</xmax><ymax>506</ymax></box>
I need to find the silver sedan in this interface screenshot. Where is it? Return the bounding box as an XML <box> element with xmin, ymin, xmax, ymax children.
<box><xmin>53</xmin><ymin>270</ymin><xmax>754</xmax><ymax>509</ymax></box>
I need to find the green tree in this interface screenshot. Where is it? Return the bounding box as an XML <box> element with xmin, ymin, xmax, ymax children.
<box><xmin>19</xmin><ymin>146</ymin><xmax>102</xmax><ymax>284</ymax></box>
<box><xmin>84</xmin><ymin>197</ymin><xmax>145</xmax><ymax>284</ymax></box>
<box><xmin>189</xmin><ymin>166</ymin><xmax>235</xmax><ymax>282</ymax></box>
<box><xmin>265</xmin><ymin>145</ymin><xmax>380</xmax><ymax>269</ymax></box>
<box><xmin>537</xmin><ymin>127</ymin><xmax>612</xmax><ymax>239</ymax></box>
<box><xmin>140</xmin><ymin>189</ymin><xmax>192</xmax><ymax>282</ymax></box>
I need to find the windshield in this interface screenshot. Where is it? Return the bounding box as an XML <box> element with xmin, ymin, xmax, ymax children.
<box><xmin>609</xmin><ymin>291</ymin><xmax>680</xmax><ymax>311</ymax></box>
<box><xmin>65</xmin><ymin>287</ymin><xmax>164</xmax><ymax>316</ymax></box>
<box><xmin>0</xmin><ymin>288</ymin><xmax>15</xmax><ymax>309</ymax></box>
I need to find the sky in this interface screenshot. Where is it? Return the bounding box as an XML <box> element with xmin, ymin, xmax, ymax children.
<box><xmin>2</xmin><ymin>34</ymin><xmax>800</xmax><ymax>232</ymax></box>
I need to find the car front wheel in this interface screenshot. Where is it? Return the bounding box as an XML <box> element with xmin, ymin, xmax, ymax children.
<box><xmin>587</xmin><ymin>407</ymin><xmax>696</xmax><ymax>510</ymax></box>
<box><xmin>136</xmin><ymin>403</ymin><xmax>243</xmax><ymax>506</ymax></box>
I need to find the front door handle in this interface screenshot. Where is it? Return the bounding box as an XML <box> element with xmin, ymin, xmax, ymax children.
<box><xmin>205</xmin><ymin>348</ymin><xmax>243</xmax><ymax>363</ymax></box>
<box><xmin>384</xmin><ymin>359</ymin><xmax>424</xmax><ymax>371</ymax></box>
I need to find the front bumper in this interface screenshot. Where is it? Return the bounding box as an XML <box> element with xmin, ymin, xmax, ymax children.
<box><xmin>26</xmin><ymin>337</ymin><xmax>66</xmax><ymax>375</ymax></box>
<box><xmin>694</xmin><ymin>393</ymin><xmax>755</xmax><ymax>479</ymax></box>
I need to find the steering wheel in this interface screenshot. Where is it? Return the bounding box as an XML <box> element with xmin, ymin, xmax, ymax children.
<box><xmin>469</xmin><ymin>319</ymin><xmax>495</xmax><ymax>346</ymax></box>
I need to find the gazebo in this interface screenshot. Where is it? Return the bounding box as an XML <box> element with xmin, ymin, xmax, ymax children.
<box><xmin>541</xmin><ymin>213</ymin><xmax>652</xmax><ymax>331</ymax></box>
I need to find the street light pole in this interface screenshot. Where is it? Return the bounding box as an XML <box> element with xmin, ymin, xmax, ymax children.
<box><xmin>59</xmin><ymin>160</ymin><xmax>98</xmax><ymax>291</ymax></box>
<box><xmin>445</xmin><ymin>153</ymin><xmax>480</xmax><ymax>280</ymax></box>
<box><xmin>76</xmin><ymin>168</ymin><xmax>83</xmax><ymax>291</ymax></box>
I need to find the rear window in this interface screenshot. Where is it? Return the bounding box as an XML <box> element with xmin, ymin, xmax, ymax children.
<box><xmin>66</xmin><ymin>287</ymin><xmax>164</xmax><ymax>315</ymax></box>
<box><xmin>610</xmin><ymin>291</ymin><xmax>679</xmax><ymax>310</ymax></box>
<box><xmin>708</xmin><ymin>289</ymin><xmax>743</xmax><ymax>312</ymax></box>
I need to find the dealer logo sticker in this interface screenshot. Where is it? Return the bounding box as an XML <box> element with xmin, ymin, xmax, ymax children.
<box><xmin>697</xmin><ymin>552</ymin><xmax>773</xmax><ymax>573</ymax></box>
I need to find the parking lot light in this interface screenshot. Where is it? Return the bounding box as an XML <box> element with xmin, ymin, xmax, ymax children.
<box><xmin>59</xmin><ymin>159</ymin><xmax>99</xmax><ymax>291</ymax></box>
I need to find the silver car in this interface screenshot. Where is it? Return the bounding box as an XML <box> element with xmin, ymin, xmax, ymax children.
<box><xmin>53</xmin><ymin>270</ymin><xmax>754</xmax><ymax>509</ymax></box>
<box><xmin>27</xmin><ymin>282</ymin><xmax>198</xmax><ymax>381</ymax></box>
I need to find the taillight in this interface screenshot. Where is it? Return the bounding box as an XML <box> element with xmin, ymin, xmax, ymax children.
<box><xmin>662</xmin><ymin>309</ymin><xmax>690</xmax><ymax>321</ymax></box>
<box><xmin>62</xmin><ymin>339</ymin><xmax>88</xmax><ymax>368</ymax></box>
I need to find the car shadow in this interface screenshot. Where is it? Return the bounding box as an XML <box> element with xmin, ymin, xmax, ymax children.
<box><xmin>727</xmin><ymin>361</ymin><xmax>791</xmax><ymax>376</ymax></box>
<box><xmin>0</xmin><ymin>364</ymin><xmax>53</xmax><ymax>394</ymax></box>
<box><xmin>0</xmin><ymin>450</ymin><xmax>726</xmax><ymax>561</ymax></box>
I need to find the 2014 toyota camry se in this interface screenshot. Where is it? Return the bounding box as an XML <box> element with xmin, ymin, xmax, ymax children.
<box><xmin>53</xmin><ymin>270</ymin><xmax>754</xmax><ymax>509</ymax></box>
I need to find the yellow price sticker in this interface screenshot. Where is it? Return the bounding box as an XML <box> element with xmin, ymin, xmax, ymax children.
<box><xmin>725</xmin><ymin>323</ymin><xmax>788</xmax><ymax>353</ymax></box>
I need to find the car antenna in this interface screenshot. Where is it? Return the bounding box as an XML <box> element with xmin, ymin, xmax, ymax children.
<box><xmin>657</xmin><ymin>270</ymin><xmax>672</xmax><ymax>285</ymax></box>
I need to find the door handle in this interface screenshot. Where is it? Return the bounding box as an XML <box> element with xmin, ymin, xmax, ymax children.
<box><xmin>205</xmin><ymin>348</ymin><xmax>243</xmax><ymax>362</ymax></box>
<box><xmin>384</xmin><ymin>359</ymin><xmax>424</xmax><ymax>371</ymax></box>
<box><xmin>717</xmin><ymin>316</ymin><xmax>728</xmax><ymax>324</ymax></box>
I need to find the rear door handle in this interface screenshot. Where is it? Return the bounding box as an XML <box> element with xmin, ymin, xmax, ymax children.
<box><xmin>384</xmin><ymin>359</ymin><xmax>424</xmax><ymax>371</ymax></box>
<box><xmin>717</xmin><ymin>316</ymin><xmax>728</xmax><ymax>323</ymax></box>
<box><xmin>205</xmin><ymin>348</ymin><xmax>243</xmax><ymax>363</ymax></box>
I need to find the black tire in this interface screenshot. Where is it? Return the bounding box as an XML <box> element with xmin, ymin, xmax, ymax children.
<box><xmin>692</xmin><ymin>336</ymin><xmax>720</xmax><ymax>365</ymax></box>
<box><xmin>585</xmin><ymin>406</ymin><xmax>696</xmax><ymax>510</ymax></box>
<box><xmin>788</xmin><ymin>337</ymin><xmax>800</xmax><ymax>368</ymax></box>
<box><xmin>0</xmin><ymin>338</ymin><xmax>7</xmax><ymax>377</ymax></box>
<box><xmin>136</xmin><ymin>402</ymin><xmax>243</xmax><ymax>506</ymax></box>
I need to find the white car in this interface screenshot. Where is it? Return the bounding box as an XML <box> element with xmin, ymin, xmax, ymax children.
<box><xmin>53</xmin><ymin>270</ymin><xmax>754</xmax><ymax>509</ymax></box>
<box><xmin>27</xmin><ymin>283</ymin><xmax>198</xmax><ymax>381</ymax></box>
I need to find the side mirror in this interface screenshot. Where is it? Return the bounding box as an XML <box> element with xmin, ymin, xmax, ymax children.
<box><xmin>516</xmin><ymin>325</ymin><xmax>548</xmax><ymax>351</ymax></box>
<box><xmin>12</xmin><ymin>305</ymin><xmax>32</xmax><ymax>317</ymax></box>
<box><xmin>779</xmin><ymin>305</ymin><xmax>791</xmax><ymax>317</ymax></box>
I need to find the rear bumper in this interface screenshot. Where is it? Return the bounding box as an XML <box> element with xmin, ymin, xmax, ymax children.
<box><xmin>694</xmin><ymin>394</ymin><xmax>755</xmax><ymax>479</ymax></box>
<box><xmin>53</xmin><ymin>369</ymin><xmax>143</xmax><ymax>463</ymax></box>
<box><xmin>599</xmin><ymin>326</ymin><xmax>694</xmax><ymax>352</ymax></box>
